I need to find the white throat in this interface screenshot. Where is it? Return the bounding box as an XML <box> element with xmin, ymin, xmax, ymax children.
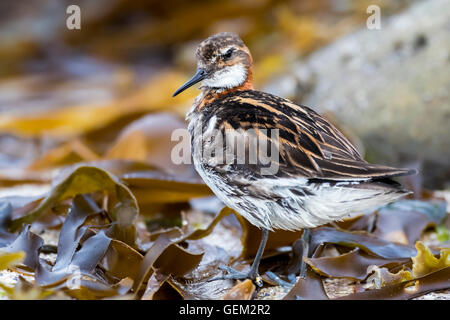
<box><xmin>202</xmin><ymin>64</ymin><xmax>247</xmax><ymax>89</ymax></box>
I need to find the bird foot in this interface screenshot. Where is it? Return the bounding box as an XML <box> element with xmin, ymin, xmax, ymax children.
<box><xmin>266</xmin><ymin>271</ymin><xmax>296</xmax><ymax>290</ymax></box>
<box><xmin>207</xmin><ymin>265</ymin><xmax>263</xmax><ymax>287</ymax></box>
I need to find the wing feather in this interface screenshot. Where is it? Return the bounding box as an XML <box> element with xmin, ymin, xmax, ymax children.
<box><xmin>204</xmin><ymin>90</ymin><xmax>416</xmax><ymax>181</ymax></box>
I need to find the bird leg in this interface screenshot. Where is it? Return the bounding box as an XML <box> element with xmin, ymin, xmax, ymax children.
<box><xmin>266</xmin><ymin>228</ymin><xmax>311</xmax><ymax>289</ymax></box>
<box><xmin>266</xmin><ymin>271</ymin><xmax>295</xmax><ymax>290</ymax></box>
<box><xmin>299</xmin><ymin>228</ymin><xmax>311</xmax><ymax>279</ymax></box>
<box><xmin>208</xmin><ymin>228</ymin><xmax>269</xmax><ymax>287</ymax></box>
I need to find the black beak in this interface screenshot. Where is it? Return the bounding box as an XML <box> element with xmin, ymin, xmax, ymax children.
<box><xmin>172</xmin><ymin>68</ymin><xmax>207</xmax><ymax>97</ymax></box>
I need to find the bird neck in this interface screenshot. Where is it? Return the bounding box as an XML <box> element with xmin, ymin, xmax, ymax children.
<box><xmin>202</xmin><ymin>68</ymin><xmax>254</xmax><ymax>96</ymax></box>
<box><xmin>192</xmin><ymin>71</ymin><xmax>252</xmax><ymax>115</ymax></box>
<box><xmin>237</xmin><ymin>69</ymin><xmax>254</xmax><ymax>91</ymax></box>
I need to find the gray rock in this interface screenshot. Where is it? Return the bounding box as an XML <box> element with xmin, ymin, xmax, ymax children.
<box><xmin>265</xmin><ymin>0</ymin><xmax>450</xmax><ymax>188</ymax></box>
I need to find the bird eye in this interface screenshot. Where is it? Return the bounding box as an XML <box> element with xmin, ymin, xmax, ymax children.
<box><xmin>222</xmin><ymin>48</ymin><xmax>234</xmax><ymax>60</ymax></box>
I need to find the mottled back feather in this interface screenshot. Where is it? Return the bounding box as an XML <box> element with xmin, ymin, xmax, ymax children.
<box><xmin>199</xmin><ymin>90</ymin><xmax>415</xmax><ymax>181</ymax></box>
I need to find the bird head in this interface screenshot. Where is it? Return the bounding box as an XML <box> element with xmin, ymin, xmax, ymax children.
<box><xmin>173</xmin><ymin>32</ymin><xmax>253</xmax><ymax>97</ymax></box>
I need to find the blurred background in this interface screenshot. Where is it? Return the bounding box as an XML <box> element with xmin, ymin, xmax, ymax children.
<box><xmin>0</xmin><ymin>0</ymin><xmax>448</xmax><ymax>191</ymax></box>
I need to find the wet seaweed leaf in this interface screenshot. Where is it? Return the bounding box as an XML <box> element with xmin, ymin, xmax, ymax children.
<box><xmin>2</xmin><ymin>225</ymin><xmax>43</xmax><ymax>269</ymax></box>
<box><xmin>412</xmin><ymin>241</ymin><xmax>450</xmax><ymax>277</ymax></box>
<box><xmin>149</xmin><ymin>278</ymin><xmax>185</xmax><ymax>300</ymax></box>
<box><xmin>374</xmin><ymin>200</ymin><xmax>447</xmax><ymax>245</ymax></box>
<box><xmin>63</xmin><ymin>278</ymin><xmax>132</xmax><ymax>300</ymax></box>
<box><xmin>132</xmin><ymin>229</ymin><xmax>183</xmax><ymax>294</ymax></box>
<box><xmin>222</xmin><ymin>280</ymin><xmax>255</xmax><ymax>300</ymax></box>
<box><xmin>365</xmin><ymin>265</ymin><xmax>413</xmax><ymax>289</ymax></box>
<box><xmin>385</xmin><ymin>200</ymin><xmax>447</xmax><ymax>224</ymax></box>
<box><xmin>0</xmin><ymin>202</ymin><xmax>16</xmax><ymax>246</ymax></box>
<box><xmin>305</xmin><ymin>248</ymin><xmax>409</xmax><ymax>280</ymax></box>
<box><xmin>0</xmin><ymin>277</ymin><xmax>53</xmax><ymax>300</ymax></box>
<box><xmin>101</xmin><ymin>239</ymin><xmax>143</xmax><ymax>281</ymax></box>
<box><xmin>10</xmin><ymin>165</ymin><xmax>139</xmax><ymax>246</ymax></box>
<box><xmin>311</xmin><ymin>227</ymin><xmax>417</xmax><ymax>259</ymax></box>
<box><xmin>53</xmin><ymin>195</ymin><xmax>100</xmax><ymax>270</ymax></box>
<box><xmin>338</xmin><ymin>267</ymin><xmax>450</xmax><ymax>300</ymax></box>
<box><xmin>141</xmin><ymin>272</ymin><xmax>171</xmax><ymax>300</ymax></box>
<box><xmin>154</xmin><ymin>244</ymin><xmax>203</xmax><ymax>277</ymax></box>
<box><xmin>19</xmin><ymin>195</ymin><xmax>126</xmax><ymax>298</ymax></box>
<box><xmin>28</xmin><ymin>159</ymin><xmax>158</xmax><ymax>182</ymax></box>
<box><xmin>284</xmin><ymin>266</ymin><xmax>329</xmax><ymax>300</ymax></box>
<box><xmin>36</xmin><ymin>230</ymin><xmax>111</xmax><ymax>287</ymax></box>
<box><xmin>122</xmin><ymin>171</ymin><xmax>212</xmax><ymax>204</ymax></box>
<box><xmin>0</xmin><ymin>251</ymin><xmax>25</xmax><ymax>270</ymax></box>
<box><xmin>132</xmin><ymin>208</ymin><xmax>235</xmax><ymax>298</ymax></box>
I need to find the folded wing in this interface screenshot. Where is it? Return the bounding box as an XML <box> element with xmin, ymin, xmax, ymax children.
<box><xmin>208</xmin><ymin>90</ymin><xmax>416</xmax><ymax>181</ymax></box>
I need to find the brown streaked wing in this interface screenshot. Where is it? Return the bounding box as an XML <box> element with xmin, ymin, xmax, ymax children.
<box><xmin>206</xmin><ymin>90</ymin><xmax>415</xmax><ymax>181</ymax></box>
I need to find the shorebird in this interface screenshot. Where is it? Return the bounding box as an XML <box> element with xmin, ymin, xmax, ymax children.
<box><xmin>173</xmin><ymin>32</ymin><xmax>416</xmax><ymax>286</ymax></box>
